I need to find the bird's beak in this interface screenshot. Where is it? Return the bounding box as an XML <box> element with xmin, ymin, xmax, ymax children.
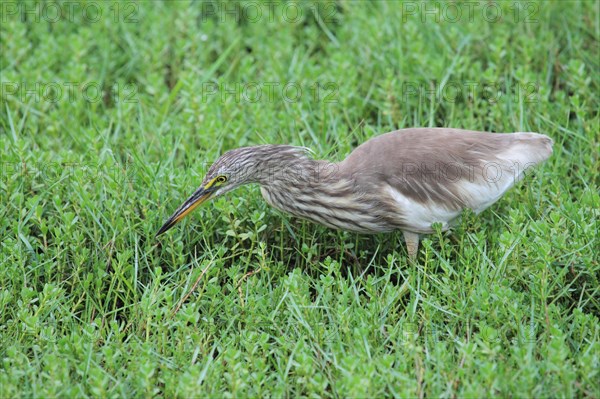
<box><xmin>156</xmin><ymin>186</ymin><xmax>215</xmax><ymax>237</ymax></box>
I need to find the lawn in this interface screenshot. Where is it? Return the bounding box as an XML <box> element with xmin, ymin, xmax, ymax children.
<box><xmin>1</xmin><ymin>0</ymin><xmax>599</xmax><ymax>397</ymax></box>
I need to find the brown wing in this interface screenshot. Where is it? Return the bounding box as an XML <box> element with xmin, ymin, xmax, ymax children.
<box><xmin>341</xmin><ymin>128</ymin><xmax>553</xmax><ymax>214</ymax></box>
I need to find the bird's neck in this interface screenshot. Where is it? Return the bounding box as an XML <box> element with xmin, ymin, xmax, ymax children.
<box><xmin>258</xmin><ymin>155</ymin><xmax>369</xmax><ymax>230</ymax></box>
<box><xmin>244</xmin><ymin>146</ymin><xmax>341</xmax><ymax>187</ymax></box>
<box><xmin>259</xmin><ymin>159</ymin><xmax>342</xmax><ymax>185</ymax></box>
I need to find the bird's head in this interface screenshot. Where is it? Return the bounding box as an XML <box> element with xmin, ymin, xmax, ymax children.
<box><xmin>156</xmin><ymin>145</ymin><xmax>311</xmax><ymax>236</ymax></box>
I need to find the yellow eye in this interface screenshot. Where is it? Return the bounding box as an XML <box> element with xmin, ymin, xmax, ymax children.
<box><xmin>216</xmin><ymin>175</ymin><xmax>227</xmax><ymax>184</ymax></box>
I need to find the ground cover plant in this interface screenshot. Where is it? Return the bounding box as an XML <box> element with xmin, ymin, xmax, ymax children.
<box><xmin>1</xmin><ymin>0</ymin><xmax>598</xmax><ymax>397</ymax></box>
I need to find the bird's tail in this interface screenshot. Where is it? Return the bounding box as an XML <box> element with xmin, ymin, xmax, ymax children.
<box><xmin>504</xmin><ymin>132</ymin><xmax>554</xmax><ymax>166</ymax></box>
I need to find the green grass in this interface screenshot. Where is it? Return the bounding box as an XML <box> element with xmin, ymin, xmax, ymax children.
<box><xmin>1</xmin><ymin>0</ymin><xmax>599</xmax><ymax>397</ymax></box>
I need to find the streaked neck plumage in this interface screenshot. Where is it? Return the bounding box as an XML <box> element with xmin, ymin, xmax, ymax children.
<box><xmin>244</xmin><ymin>145</ymin><xmax>389</xmax><ymax>233</ymax></box>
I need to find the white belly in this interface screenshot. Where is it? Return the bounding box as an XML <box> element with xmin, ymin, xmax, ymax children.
<box><xmin>385</xmin><ymin>186</ymin><xmax>463</xmax><ymax>232</ymax></box>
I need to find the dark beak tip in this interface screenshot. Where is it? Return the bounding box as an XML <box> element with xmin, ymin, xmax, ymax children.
<box><xmin>155</xmin><ymin>187</ymin><xmax>211</xmax><ymax>238</ymax></box>
<box><xmin>155</xmin><ymin>219</ymin><xmax>175</xmax><ymax>238</ymax></box>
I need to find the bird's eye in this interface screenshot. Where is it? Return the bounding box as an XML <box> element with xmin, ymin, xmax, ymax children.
<box><xmin>216</xmin><ymin>175</ymin><xmax>227</xmax><ymax>184</ymax></box>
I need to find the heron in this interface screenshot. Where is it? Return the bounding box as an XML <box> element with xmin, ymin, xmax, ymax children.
<box><xmin>156</xmin><ymin>128</ymin><xmax>553</xmax><ymax>258</ymax></box>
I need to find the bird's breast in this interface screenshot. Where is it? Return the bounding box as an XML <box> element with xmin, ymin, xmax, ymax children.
<box><xmin>260</xmin><ymin>185</ymin><xmax>390</xmax><ymax>233</ymax></box>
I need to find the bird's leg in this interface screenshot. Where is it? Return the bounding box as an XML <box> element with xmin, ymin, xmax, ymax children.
<box><xmin>403</xmin><ymin>231</ymin><xmax>420</xmax><ymax>260</ymax></box>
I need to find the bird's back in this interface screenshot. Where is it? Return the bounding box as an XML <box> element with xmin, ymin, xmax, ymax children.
<box><xmin>340</xmin><ymin>128</ymin><xmax>553</xmax><ymax>233</ymax></box>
